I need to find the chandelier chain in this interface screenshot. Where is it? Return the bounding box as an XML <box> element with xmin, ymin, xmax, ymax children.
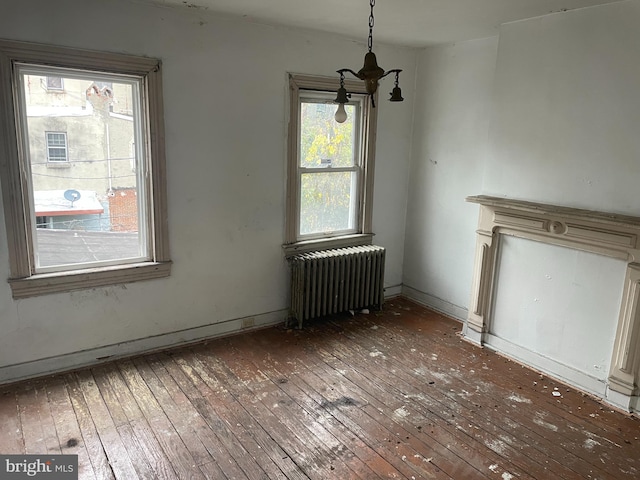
<box><xmin>368</xmin><ymin>0</ymin><xmax>375</xmax><ymax>52</ymax></box>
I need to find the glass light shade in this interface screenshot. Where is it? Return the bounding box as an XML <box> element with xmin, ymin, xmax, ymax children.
<box><xmin>334</xmin><ymin>103</ymin><xmax>348</xmax><ymax>123</ymax></box>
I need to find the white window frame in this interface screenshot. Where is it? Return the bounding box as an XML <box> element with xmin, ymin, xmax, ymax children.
<box><xmin>45</xmin><ymin>131</ymin><xmax>68</xmax><ymax>163</ymax></box>
<box><xmin>284</xmin><ymin>74</ymin><xmax>378</xmax><ymax>256</ymax></box>
<box><xmin>0</xmin><ymin>40</ymin><xmax>171</xmax><ymax>298</ymax></box>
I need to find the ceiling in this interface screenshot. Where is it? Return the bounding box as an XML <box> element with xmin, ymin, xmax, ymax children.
<box><xmin>143</xmin><ymin>0</ymin><xmax>623</xmax><ymax>47</ymax></box>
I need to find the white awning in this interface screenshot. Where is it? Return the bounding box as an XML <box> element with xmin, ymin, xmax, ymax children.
<box><xmin>33</xmin><ymin>190</ymin><xmax>104</xmax><ymax>216</ymax></box>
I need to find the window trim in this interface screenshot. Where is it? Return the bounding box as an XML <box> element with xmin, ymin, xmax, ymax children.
<box><xmin>284</xmin><ymin>74</ymin><xmax>378</xmax><ymax>256</ymax></box>
<box><xmin>0</xmin><ymin>39</ymin><xmax>171</xmax><ymax>298</ymax></box>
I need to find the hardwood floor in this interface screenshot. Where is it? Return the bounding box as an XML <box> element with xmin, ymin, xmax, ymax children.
<box><xmin>1</xmin><ymin>297</ymin><xmax>639</xmax><ymax>479</ymax></box>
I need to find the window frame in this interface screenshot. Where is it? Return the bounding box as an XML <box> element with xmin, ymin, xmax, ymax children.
<box><xmin>284</xmin><ymin>74</ymin><xmax>378</xmax><ymax>256</ymax></box>
<box><xmin>45</xmin><ymin>131</ymin><xmax>69</xmax><ymax>163</ymax></box>
<box><xmin>0</xmin><ymin>39</ymin><xmax>171</xmax><ymax>298</ymax></box>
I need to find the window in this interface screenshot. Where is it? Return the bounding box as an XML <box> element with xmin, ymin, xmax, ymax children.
<box><xmin>0</xmin><ymin>40</ymin><xmax>170</xmax><ymax>298</ymax></box>
<box><xmin>284</xmin><ymin>75</ymin><xmax>378</xmax><ymax>255</ymax></box>
<box><xmin>45</xmin><ymin>132</ymin><xmax>68</xmax><ymax>162</ymax></box>
<box><xmin>44</xmin><ymin>76</ymin><xmax>63</xmax><ymax>90</ymax></box>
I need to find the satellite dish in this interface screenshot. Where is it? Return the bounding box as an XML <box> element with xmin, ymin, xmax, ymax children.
<box><xmin>63</xmin><ymin>189</ymin><xmax>81</xmax><ymax>207</ymax></box>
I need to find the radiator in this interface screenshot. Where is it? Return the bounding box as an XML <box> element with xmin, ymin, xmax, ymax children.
<box><xmin>288</xmin><ymin>245</ymin><xmax>386</xmax><ymax>328</ymax></box>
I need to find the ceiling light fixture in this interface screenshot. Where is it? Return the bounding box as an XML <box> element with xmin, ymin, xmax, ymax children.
<box><xmin>334</xmin><ymin>0</ymin><xmax>403</xmax><ymax>123</ymax></box>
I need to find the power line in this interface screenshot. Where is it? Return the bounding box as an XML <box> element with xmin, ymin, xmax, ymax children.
<box><xmin>31</xmin><ymin>172</ymin><xmax>136</xmax><ymax>180</ymax></box>
<box><xmin>30</xmin><ymin>156</ymin><xmax>136</xmax><ymax>165</ymax></box>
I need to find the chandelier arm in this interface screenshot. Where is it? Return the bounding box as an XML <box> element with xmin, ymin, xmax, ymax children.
<box><xmin>379</xmin><ymin>68</ymin><xmax>402</xmax><ymax>79</ymax></box>
<box><xmin>337</xmin><ymin>68</ymin><xmax>362</xmax><ymax>80</ymax></box>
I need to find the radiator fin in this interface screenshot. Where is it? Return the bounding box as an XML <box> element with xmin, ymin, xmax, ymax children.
<box><xmin>289</xmin><ymin>245</ymin><xmax>385</xmax><ymax>328</ymax></box>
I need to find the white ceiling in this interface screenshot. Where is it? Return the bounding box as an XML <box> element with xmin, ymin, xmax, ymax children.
<box><xmin>144</xmin><ymin>0</ymin><xmax>623</xmax><ymax>47</ymax></box>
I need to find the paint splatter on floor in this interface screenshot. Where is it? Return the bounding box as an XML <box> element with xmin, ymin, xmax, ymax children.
<box><xmin>584</xmin><ymin>438</ymin><xmax>601</xmax><ymax>450</ymax></box>
<box><xmin>507</xmin><ymin>393</ymin><xmax>532</xmax><ymax>404</ymax></box>
<box><xmin>533</xmin><ymin>412</ymin><xmax>558</xmax><ymax>432</ymax></box>
<box><xmin>393</xmin><ymin>406</ymin><xmax>410</xmax><ymax>418</ymax></box>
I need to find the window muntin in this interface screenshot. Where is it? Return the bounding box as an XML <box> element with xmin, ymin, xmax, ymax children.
<box><xmin>0</xmin><ymin>40</ymin><xmax>170</xmax><ymax>298</ymax></box>
<box><xmin>45</xmin><ymin>132</ymin><xmax>68</xmax><ymax>162</ymax></box>
<box><xmin>16</xmin><ymin>65</ymin><xmax>149</xmax><ymax>273</ymax></box>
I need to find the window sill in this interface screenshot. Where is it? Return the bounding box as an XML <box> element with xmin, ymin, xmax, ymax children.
<box><xmin>9</xmin><ymin>261</ymin><xmax>171</xmax><ymax>299</ymax></box>
<box><xmin>46</xmin><ymin>162</ymin><xmax>71</xmax><ymax>169</ymax></box>
<box><xmin>283</xmin><ymin>233</ymin><xmax>374</xmax><ymax>257</ymax></box>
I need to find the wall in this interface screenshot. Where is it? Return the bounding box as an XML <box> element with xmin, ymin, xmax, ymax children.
<box><xmin>484</xmin><ymin>1</ymin><xmax>640</xmax><ymax>213</ymax></box>
<box><xmin>108</xmin><ymin>188</ymin><xmax>138</xmax><ymax>232</ymax></box>
<box><xmin>0</xmin><ymin>0</ymin><xmax>416</xmax><ymax>381</ymax></box>
<box><xmin>492</xmin><ymin>237</ymin><xmax>626</xmax><ymax>383</ymax></box>
<box><xmin>402</xmin><ymin>36</ymin><xmax>499</xmax><ymax>318</ymax></box>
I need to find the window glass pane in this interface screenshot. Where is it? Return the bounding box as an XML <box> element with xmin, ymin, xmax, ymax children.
<box><xmin>18</xmin><ymin>67</ymin><xmax>148</xmax><ymax>271</ymax></box>
<box><xmin>45</xmin><ymin>76</ymin><xmax>63</xmax><ymax>90</ymax></box>
<box><xmin>300</xmin><ymin>101</ymin><xmax>357</xmax><ymax>168</ymax></box>
<box><xmin>47</xmin><ymin>148</ymin><xmax>67</xmax><ymax>161</ymax></box>
<box><xmin>47</xmin><ymin>133</ymin><xmax>66</xmax><ymax>146</ymax></box>
<box><xmin>300</xmin><ymin>171</ymin><xmax>357</xmax><ymax>236</ymax></box>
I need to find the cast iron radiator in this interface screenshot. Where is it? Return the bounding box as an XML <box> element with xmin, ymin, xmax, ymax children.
<box><xmin>288</xmin><ymin>245</ymin><xmax>386</xmax><ymax>328</ymax></box>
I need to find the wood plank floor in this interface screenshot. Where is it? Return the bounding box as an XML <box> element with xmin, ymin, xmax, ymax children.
<box><xmin>1</xmin><ymin>297</ymin><xmax>639</xmax><ymax>479</ymax></box>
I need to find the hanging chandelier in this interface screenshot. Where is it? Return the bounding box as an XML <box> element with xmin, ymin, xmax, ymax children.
<box><xmin>334</xmin><ymin>0</ymin><xmax>404</xmax><ymax>123</ymax></box>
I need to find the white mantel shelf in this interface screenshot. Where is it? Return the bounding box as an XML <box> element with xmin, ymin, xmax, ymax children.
<box><xmin>465</xmin><ymin>195</ymin><xmax>640</xmax><ymax>412</ymax></box>
<box><xmin>467</xmin><ymin>195</ymin><xmax>640</xmax><ymax>228</ymax></box>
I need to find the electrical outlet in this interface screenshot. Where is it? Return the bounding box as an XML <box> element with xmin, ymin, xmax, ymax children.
<box><xmin>242</xmin><ymin>317</ymin><xmax>255</xmax><ymax>328</ymax></box>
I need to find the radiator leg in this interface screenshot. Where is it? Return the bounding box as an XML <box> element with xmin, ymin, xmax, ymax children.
<box><xmin>285</xmin><ymin>312</ymin><xmax>303</xmax><ymax>330</ymax></box>
<box><xmin>377</xmin><ymin>289</ymin><xmax>385</xmax><ymax>311</ymax></box>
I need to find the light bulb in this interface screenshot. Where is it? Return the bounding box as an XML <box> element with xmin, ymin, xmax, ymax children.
<box><xmin>334</xmin><ymin>103</ymin><xmax>347</xmax><ymax>123</ymax></box>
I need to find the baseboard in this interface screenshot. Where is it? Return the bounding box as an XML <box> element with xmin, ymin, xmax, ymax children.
<box><xmin>384</xmin><ymin>284</ymin><xmax>403</xmax><ymax>298</ymax></box>
<box><xmin>0</xmin><ymin>308</ymin><xmax>288</xmax><ymax>385</ymax></box>
<box><xmin>484</xmin><ymin>333</ymin><xmax>608</xmax><ymax>399</ymax></box>
<box><xmin>485</xmin><ymin>333</ymin><xmax>639</xmax><ymax>412</ymax></box>
<box><xmin>605</xmin><ymin>387</ymin><xmax>637</xmax><ymax>413</ymax></box>
<box><xmin>401</xmin><ymin>285</ymin><xmax>468</xmax><ymax>322</ymax></box>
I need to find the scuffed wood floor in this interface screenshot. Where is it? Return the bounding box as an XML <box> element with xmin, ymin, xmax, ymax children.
<box><xmin>0</xmin><ymin>297</ymin><xmax>639</xmax><ymax>479</ymax></box>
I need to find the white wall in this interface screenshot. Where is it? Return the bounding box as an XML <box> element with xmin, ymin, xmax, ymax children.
<box><xmin>0</xmin><ymin>0</ymin><xmax>416</xmax><ymax>380</ymax></box>
<box><xmin>402</xmin><ymin>37</ymin><xmax>499</xmax><ymax>318</ymax></box>
<box><xmin>484</xmin><ymin>1</ymin><xmax>640</xmax><ymax>214</ymax></box>
<box><xmin>492</xmin><ymin>237</ymin><xmax>626</xmax><ymax>382</ymax></box>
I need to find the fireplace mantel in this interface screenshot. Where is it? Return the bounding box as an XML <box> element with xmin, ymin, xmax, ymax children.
<box><xmin>466</xmin><ymin>195</ymin><xmax>640</xmax><ymax>411</ymax></box>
